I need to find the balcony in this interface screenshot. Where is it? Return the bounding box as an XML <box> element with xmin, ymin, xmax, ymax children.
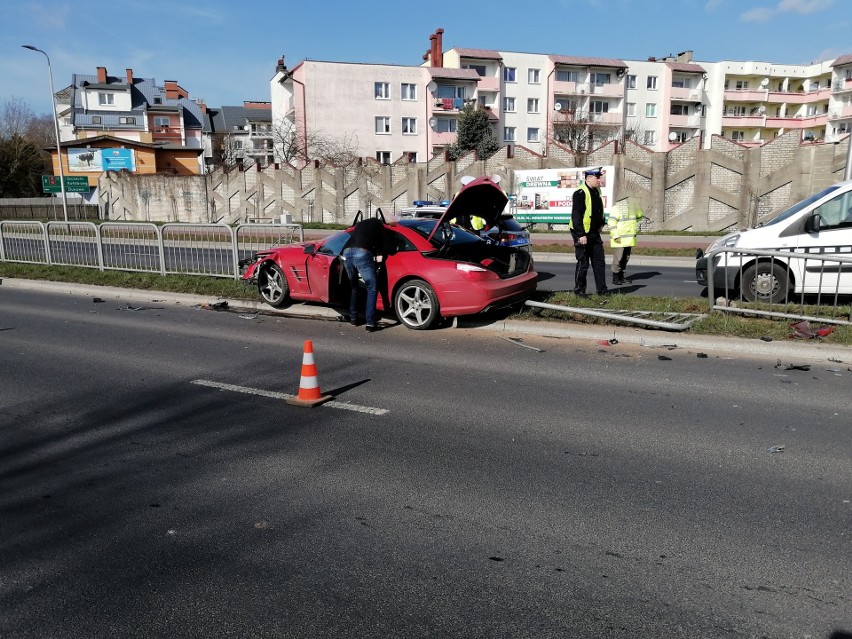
<box><xmin>767</xmin><ymin>89</ymin><xmax>831</xmax><ymax>104</ymax></box>
<box><xmin>431</xmin><ymin>131</ymin><xmax>457</xmax><ymax>145</ymax></box>
<box><xmin>587</xmin><ymin>112</ymin><xmax>623</xmax><ymax>126</ymax></box>
<box><xmin>670</xmin><ymin>86</ymin><xmax>701</xmax><ymax>101</ymax></box>
<box><xmin>765</xmin><ymin>114</ymin><xmax>829</xmax><ymax>129</ymax></box>
<box><xmin>829</xmin><ymin>105</ymin><xmax>852</xmax><ymax>120</ymax></box>
<box><xmin>724</xmin><ymin>89</ymin><xmax>769</xmax><ymax>102</ymax></box>
<box><xmin>668</xmin><ymin>114</ymin><xmax>701</xmax><ymax>127</ymax></box>
<box><xmin>833</xmin><ymin>78</ymin><xmax>852</xmax><ymax>94</ymax></box>
<box><xmin>477</xmin><ymin>76</ymin><xmax>500</xmax><ymax>92</ymax></box>
<box><xmin>553</xmin><ymin>80</ymin><xmax>591</xmax><ymax>95</ymax></box>
<box><xmin>722</xmin><ymin>115</ymin><xmax>766</xmax><ymax>127</ymax></box>
<box><xmin>590</xmin><ymin>82</ymin><xmax>623</xmax><ymax>98</ymax></box>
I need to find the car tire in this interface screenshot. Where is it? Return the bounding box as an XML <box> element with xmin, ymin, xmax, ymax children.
<box><xmin>257</xmin><ymin>262</ymin><xmax>290</xmax><ymax>307</ymax></box>
<box><xmin>742</xmin><ymin>261</ymin><xmax>789</xmax><ymax>304</ymax></box>
<box><xmin>394</xmin><ymin>279</ymin><xmax>440</xmax><ymax>330</ymax></box>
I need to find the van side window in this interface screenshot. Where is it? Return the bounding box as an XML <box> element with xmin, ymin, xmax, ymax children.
<box><xmin>814</xmin><ymin>193</ymin><xmax>852</xmax><ymax>230</ymax></box>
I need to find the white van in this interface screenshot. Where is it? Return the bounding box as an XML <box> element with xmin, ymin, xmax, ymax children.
<box><xmin>696</xmin><ymin>178</ymin><xmax>852</xmax><ymax>303</ymax></box>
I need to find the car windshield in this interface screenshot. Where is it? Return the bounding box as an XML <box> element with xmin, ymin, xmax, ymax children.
<box><xmin>760</xmin><ymin>185</ymin><xmax>841</xmax><ymax>227</ymax></box>
<box><xmin>398</xmin><ymin>218</ymin><xmax>483</xmax><ymax>247</ymax></box>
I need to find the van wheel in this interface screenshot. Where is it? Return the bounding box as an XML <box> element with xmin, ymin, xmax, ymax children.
<box><xmin>742</xmin><ymin>262</ymin><xmax>788</xmax><ymax>304</ymax></box>
<box><xmin>394</xmin><ymin>279</ymin><xmax>440</xmax><ymax>329</ymax></box>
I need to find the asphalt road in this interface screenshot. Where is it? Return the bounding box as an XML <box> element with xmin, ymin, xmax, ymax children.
<box><xmin>1</xmin><ymin>285</ymin><xmax>850</xmax><ymax>638</ymax></box>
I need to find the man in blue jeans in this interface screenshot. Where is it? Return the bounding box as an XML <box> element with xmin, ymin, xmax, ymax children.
<box><xmin>342</xmin><ymin>217</ymin><xmax>390</xmax><ymax>332</ymax></box>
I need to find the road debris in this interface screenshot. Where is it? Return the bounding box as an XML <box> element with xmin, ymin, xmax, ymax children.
<box><xmin>117</xmin><ymin>304</ymin><xmax>163</xmax><ymax>311</ymax></box>
<box><xmin>239</xmin><ymin>314</ymin><xmax>258</xmax><ymax>320</ymax></box>
<box><xmin>501</xmin><ymin>336</ymin><xmax>544</xmax><ymax>352</ymax></box>
<box><xmin>658</xmin><ymin>355</ymin><xmax>672</xmax><ymax>361</ymax></box>
<box><xmin>92</xmin><ymin>297</ymin><xmax>105</xmax><ymax>303</ymax></box>
<box><xmin>767</xmin><ymin>445</ymin><xmax>786</xmax><ymax>454</ymax></box>
<box><xmin>697</xmin><ymin>353</ymin><xmax>708</xmax><ymax>358</ymax></box>
<box><xmin>789</xmin><ymin>320</ymin><xmax>835</xmax><ymax>339</ymax></box>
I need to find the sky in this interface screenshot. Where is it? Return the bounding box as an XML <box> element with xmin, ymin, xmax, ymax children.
<box><xmin>1</xmin><ymin>0</ymin><xmax>849</xmax><ymax>117</ymax></box>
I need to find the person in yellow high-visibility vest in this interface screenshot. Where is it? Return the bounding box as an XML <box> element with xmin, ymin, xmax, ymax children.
<box><xmin>609</xmin><ymin>202</ymin><xmax>644</xmax><ymax>286</ymax></box>
<box><xmin>449</xmin><ymin>214</ymin><xmax>487</xmax><ymax>235</ymax></box>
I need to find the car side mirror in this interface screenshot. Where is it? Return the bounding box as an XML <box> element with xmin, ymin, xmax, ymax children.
<box><xmin>805</xmin><ymin>214</ymin><xmax>822</xmax><ymax>233</ymax></box>
<box><xmin>303</xmin><ymin>244</ymin><xmax>316</xmax><ymax>255</ymax></box>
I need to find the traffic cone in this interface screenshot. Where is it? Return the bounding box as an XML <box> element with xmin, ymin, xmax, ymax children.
<box><xmin>286</xmin><ymin>340</ymin><xmax>332</xmax><ymax>408</ymax></box>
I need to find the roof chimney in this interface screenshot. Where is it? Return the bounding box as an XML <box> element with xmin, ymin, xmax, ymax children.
<box><xmin>97</xmin><ymin>66</ymin><xmax>107</xmax><ymax>83</ymax></box>
<box><xmin>126</xmin><ymin>68</ymin><xmax>133</xmax><ymax>85</ymax></box>
<box><xmin>429</xmin><ymin>34</ymin><xmax>437</xmax><ymax>67</ymax></box>
<box><xmin>436</xmin><ymin>28</ymin><xmax>444</xmax><ymax>67</ymax></box>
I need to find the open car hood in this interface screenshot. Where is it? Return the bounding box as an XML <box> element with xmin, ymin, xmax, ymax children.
<box><xmin>426</xmin><ymin>176</ymin><xmax>509</xmax><ymax>244</ymax></box>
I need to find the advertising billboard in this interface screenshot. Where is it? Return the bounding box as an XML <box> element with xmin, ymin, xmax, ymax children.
<box><xmin>511</xmin><ymin>165</ymin><xmax>615</xmax><ymax>224</ymax></box>
<box><xmin>68</xmin><ymin>147</ymin><xmax>136</xmax><ymax>172</ymax></box>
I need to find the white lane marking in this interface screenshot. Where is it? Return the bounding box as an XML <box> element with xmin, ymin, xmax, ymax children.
<box><xmin>191</xmin><ymin>379</ymin><xmax>389</xmax><ymax>415</ymax></box>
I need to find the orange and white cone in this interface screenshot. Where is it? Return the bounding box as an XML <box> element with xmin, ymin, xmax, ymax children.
<box><xmin>286</xmin><ymin>340</ymin><xmax>332</xmax><ymax>407</ymax></box>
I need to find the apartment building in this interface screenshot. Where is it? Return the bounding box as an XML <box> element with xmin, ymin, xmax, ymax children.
<box><xmin>49</xmin><ymin>66</ymin><xmax>208</xmax><ymax>193</ymax></box>
<box><xmin>208</xmin><ymin>102</ymin><xmax>274</xmax><ymax>168</ymax></box>
<box><xmin>268</xmin><ymin>29</ymin><xmax>852</xmax><ymax>163</ymax></box>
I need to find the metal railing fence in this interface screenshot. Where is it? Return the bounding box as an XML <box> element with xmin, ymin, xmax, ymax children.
<box><xmin>0</xmin><ymin>220</ymin><xmax>304</xmax><ymax>280</ymax></box>
<box><xmin>706</xmin><ymin>247</ymin><xmax>852</xmax><ymax>325</ymax></box>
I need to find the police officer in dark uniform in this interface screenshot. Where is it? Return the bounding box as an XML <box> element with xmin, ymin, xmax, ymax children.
<box><xmin>570</xmin><ymin>168</ymin><xmax>609</xmax><ymax>296</ymax></box>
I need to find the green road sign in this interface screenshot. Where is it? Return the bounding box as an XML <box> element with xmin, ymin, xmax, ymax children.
<box><xmin>42</xmin><ymin>175</ymin><xmax>91</xmax><ymax>193</ymax></box>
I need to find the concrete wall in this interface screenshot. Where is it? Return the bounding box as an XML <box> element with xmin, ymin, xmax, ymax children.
<box><xmin>95</xmin><ymin>131</ymin><xmax>851</xmax><ymax>231</ymax></box>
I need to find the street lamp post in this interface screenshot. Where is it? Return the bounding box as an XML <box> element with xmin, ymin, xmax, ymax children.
<box><xmin>22</xmin><ymin>44</ymin><xmax>68</xmax><ymax>223</ymax></box>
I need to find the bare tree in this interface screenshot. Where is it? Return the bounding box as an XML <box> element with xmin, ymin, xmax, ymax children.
<box><xmin>0</xmin><ymin>97</ymin><xmax>36</xmax><ymax>139</ymax></box>
<box><xmin>271</xmin><ymin>117</ymin><xmax>359</xmax><ymax>166</ymax></box>
<box><xmin>210</xmin><ymin>132</ymin><xmax>243</xmax><ymax>171</ymax></box>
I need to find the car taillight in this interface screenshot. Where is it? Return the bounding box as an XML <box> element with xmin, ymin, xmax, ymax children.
<box><xmin>456</xmin><ymin>262</ymin><xmax>493</xmax><ymax>280</ymax></box>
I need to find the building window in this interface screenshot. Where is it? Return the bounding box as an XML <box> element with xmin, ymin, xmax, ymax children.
<box><xmin>91</xmin><ymin>116</ymin><xmax>102</xmax><ymax>124</ymax></box>
<box><xmin>527</xmin><ymin>98</ymin><xmax>539</xmax><ymax>113</ymax></box>
<box><xmin>672</xmin><ymin>78</ymin><xmax>686</xmax><ymax>89</ymax></box>
<box><xmin>503</xmin><ymin>97</ymin><xmax>516</xmax><ymax>112</ymax></box>
<box><xmin>401</xmin><ymin>83</ymin><xmax>417</xmax><ymax>100</ymax></box>
<box><xmin>528</xmin><ymin>68</ymin><xmax>540</xmax><ymax>84</ymax></box>
<box><xmin>504</xmin><ymin>126</ymin><xmax>516</xmax><ymax>142</ymax></box>
<box><xmin>154</xmin><ymin>116</ymin><xmax>170</xmax><ymax>126</ymax></box>
<box><xmin>503</xmin><ymin>67</ymin><xmax>516</xmax><ymax>83</ymax></box>
<box><xmin>401</xmin><ymin>117</ymin><xmax>417</xmax><ymax>134</ymax></box>
<box><xmin>375</xmin><ymin>116</ymin><xmax>391</xmax><ymax>134</ymax></box>
<box><xmin>591</xmin><ymin>72</ymin><xmax>611</xmax><ymax>85</ymax></box>
<box><xmin>645</xmin><ymin>103</ymin><xmax>657</xmax><ymax>117</ymax></box>
<box><xmin>376</xmin><ymin>151</ymin><xmax>391</xmax><ymax>164</ymax></box>
<box><xmin>735</xmin><ymin>80</ymin><xmax>749</xmax><ymax>90</ymax></box>
<box><xmin>730</xmin><ymin>131</ymin><xmax>745</xmax><ymax>141</ymax></box>
<box><xmin>464</xmin><ymin>64</ymin><xmax>486</xmax><ymax>76</ymax></box>
<box><xmin>670</xmin><ymin>104</ymin><xmax>689</xmax><ymax>116</ymax></box>
<box><xmin>556</xmin><ymin>70</ymin><xmax>579</xmax><ymax>83</ymax></box>
<box><xmin>98</xmin><ymin>93</ymin><xmax>115</xmax><ymax>106</ymax></box>
<box><xmin>436</xmin><ymin>84</ymin><xmax>465</xmax><ymax>100</ymax></box>
<box><xmin>233</xmin><ymin>140</ymin><xmax>244</xmax><ymax>150</ymax></box>
<box><xmin>647</xmin><ymin>76</ymin><xmax>658</xmax><ymax>90</ymax></box>
<box><xmin>644</xmin><ymin>131</ymin><xmax>656</xmax><ymax>145</ymax></box>
<box><xmin>436</xmin><ymin>118</ymin><xmax>456</xmax><ymax>133</ymax></box>
<box><xmin>671</xmin><ymin>131</ymin><xmax>689</xmax><ymax>143</ymax></box>
<box><xmin>374</xmin><ymin>82</ymin><xmax>390</xmax><ymax>99</ymax></box>
<box><xmin>119</xmin><ymin>116</ymin><xmax>136</xmax><ymax>125</ymax></box>
<box><xmin>590</xmin><ymin>100</ymin><xmax>609</xmax><ymax>113</ymax></box>
<box><xmin>627</xmin><ymin>102</ymin><xmax>636</xmax><ymax>117</ymax></box>
<box><xmin>626</xmin><ymin>75</ymin><xmax>637</xmax><ymax>89</ymax></box>
<box><xmin>527</xmin><ymin>127</ymin><xmax>539</xmax><ymax>142</ymax></box>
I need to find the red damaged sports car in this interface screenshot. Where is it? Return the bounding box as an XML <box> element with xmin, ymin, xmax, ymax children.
<box><xmin>240</xmin><ymin>176</ymin><xmax>538</xmax><ymax>330</ymax></box>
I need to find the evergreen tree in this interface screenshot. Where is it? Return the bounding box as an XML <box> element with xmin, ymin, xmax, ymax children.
<box><xmin>0</xmin><ymin>134</ymin><xmax>47</xmax><ymax>197</ymax></box>
<box><xmin>447</xmin><ymin>103</ymin><xmax>500</xmax><ymax>161</ymax></box>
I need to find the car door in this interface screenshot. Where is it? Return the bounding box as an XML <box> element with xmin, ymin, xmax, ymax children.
<box><xmin>798</xmin><ymin>191</ymin><xmax>852</xmax><ymax>294</ymax></box>
<box><xmin>304</xmin><ymin>232</ymin><xmax>349</xmax><ymax>303</ymax></box>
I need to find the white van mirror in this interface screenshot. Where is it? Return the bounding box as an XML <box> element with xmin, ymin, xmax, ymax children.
<box><xmin>805</xmin><ymin>214</ymin><xmax>822</xmax><ymax>233</ymax></box>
